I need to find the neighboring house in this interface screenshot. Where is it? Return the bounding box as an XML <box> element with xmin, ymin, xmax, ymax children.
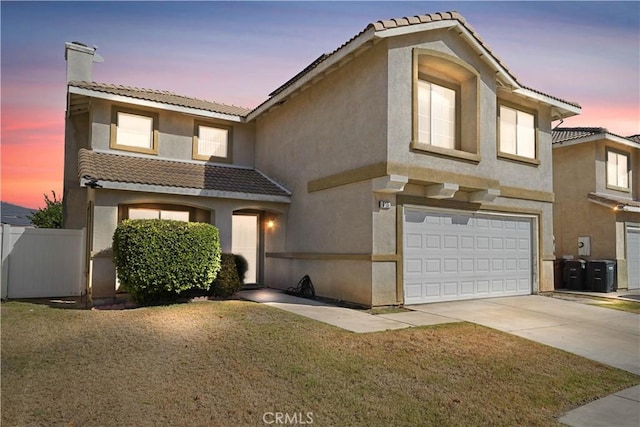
<box><xmin>1</xmin><ymin>202</ymin><xmax>35</xmax><ymax>227</ymax></box>
<box><xmin>552</xmin><ymin>128</ymin><xmax>640</xmax><ymax>289</ymax></box>
<box><xmin>63</xmin><ymin>11</ymin><xmax>581</xmax><ymax>306</ymax></box>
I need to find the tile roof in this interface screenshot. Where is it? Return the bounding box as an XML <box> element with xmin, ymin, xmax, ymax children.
<box><xmin>69</xmin><ymin>11</ymin><xmax>580</xmax><ymax>120</ymax></box>
<box><xmin>77</xmin><ymin>149</ymin><xmax>290</xmax><ymax>198</ymax></box>
<box><xmin>552</xmin><ymin>127</ymin><xmax>639</xmax><ymax>144</ymax></box>
<box><xmin>69</xmin><ymin>81</ymin><xmax>252</xmax><ymax>117</ymax></box>
<box><xmin>552</xmin><ymin>127</ymin><xmax>608</xmax><ymax>143</ymax></box>
<box><xmin>262</xmin><ymin>11</ymin><xmax>580</xmax><ymax>110</ymax></box>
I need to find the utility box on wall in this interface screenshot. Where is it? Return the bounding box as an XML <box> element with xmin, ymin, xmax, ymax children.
<box><xmin>578</xmin><ymin>236</ymin><xmax>591</xmax><ymax>257</ymax></box>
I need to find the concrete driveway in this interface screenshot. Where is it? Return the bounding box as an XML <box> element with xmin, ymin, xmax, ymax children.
<box><xmin>410</xmin><ymin>295</ymin><xmax>640</xmax><ymax>375</ymax></box>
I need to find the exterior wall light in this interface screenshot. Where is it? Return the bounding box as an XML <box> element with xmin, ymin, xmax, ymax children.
<box><xmin>266</xmin><ymin>219</ymin><xmax>275</xmax><ymax>229</ymax></box>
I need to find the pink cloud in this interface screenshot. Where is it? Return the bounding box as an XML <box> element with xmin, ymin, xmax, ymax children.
<box><xmin>1</xmin><ymin>139</ymin><xmax>64</xmax><ymax>208</ymax></box>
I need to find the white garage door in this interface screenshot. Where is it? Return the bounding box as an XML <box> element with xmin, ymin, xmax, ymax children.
<box><xmin>627</xmin><ymin>226</ymin><xmax>640</xmax><ymax>290</ymax></box>
<box><xmin>403</xmin><ymin>209</ymin><xmax>533</xmax><ymax>304</ymax></box>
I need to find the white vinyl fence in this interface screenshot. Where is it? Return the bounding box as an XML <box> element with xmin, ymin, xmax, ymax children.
<box><xmin>1</xmin><ymin>225</ymin><xmax>86</xmax><ymax>299</ymax></box>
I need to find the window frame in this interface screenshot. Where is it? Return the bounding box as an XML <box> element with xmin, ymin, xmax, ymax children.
<box><xmin>192</xmin><ymin>121</ymin><xmax>233</xmax><ymax>162</ymax></box>
<box><xmin>411</xmin><ymin>48</ymin><xmax>481</xmax><ymax>163</ymax></box>
<box><xmin>118</xmin><ymin>203</ymin><xmax>211</xmax><ymax>223</ymax></box>
<box><xmin>497</xmin><ymin>101</ymin><xmax>540</xmax><ymax>165</ymax></box>
<box><xmin>110</xmin><ymin>106</ymin><xmax>159</xmax><ymax>155</ymax></box>
<box><xmin>606</xmin><ymin>148</ymin><xmax>630</xmax><ymax>191</ymax></box>
<box><xmin>415</xmin><ymin>75</ymin><xmax>461</xmax><ymax>151</ymax></box>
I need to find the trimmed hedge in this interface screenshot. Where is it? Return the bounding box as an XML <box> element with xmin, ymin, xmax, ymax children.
<box><xmin>233</xmin><ymin>254</ymin><xmax>249</xmax><ymax>284</ymax></box>
<box><xmin>209</xmin><ymin>253</ymin><xmax>243</xmax><ymax>297</ymax></box>
<box><xmin>113</xmin><ymin>219</ymin><xmax>221</xmax><ymax>303</ymax></box>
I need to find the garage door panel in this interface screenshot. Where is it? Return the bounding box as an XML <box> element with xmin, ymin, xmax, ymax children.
<box><xmin>426</xmin><ymin>235</ymin><xmax>441</xmax><ymax>248</ymax></box>
<box><xmin>461</xmin><ymin>258</ymin><xmax>474</xmax><ymax>272</ymax></box>
<box><xmin>476</xmin><ymin>237</ymin><xmax>490</xmax><ymax>250</ymax></box>
<box><xmin>461</xmin><ymin>281</ymin><xmax>474</xmax><ymax>295</ymax></box>
<box><xmin>518</xmin><ymin>278</ymin><xmax>530</xmax><ymax>291</ymax></box>
<box><xmin>476</xmin><ymin>280</ymin><xmax>490</xmax><ymax>294</ymax></box>
<box><xmin>405</xmin><ymin>258</ymin><xmax>423</xmax><ymax>274</ymax></box>
<box><xmin>405</xmin><ymin>233</ymin><xmax>422</xmax><ymax>248</ymax></box>
<box><xmin>404</xmin><ymin>209</ymin><xmax>533</xmax><ymax>304</ymax></box>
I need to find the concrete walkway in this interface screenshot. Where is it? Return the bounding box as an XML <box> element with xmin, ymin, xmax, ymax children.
<box><xmin>237</xmin><ymin>289</ymin><xmax>640</xmax><ymax>426</ymax></box>
<box><xmin>236</xmin><ymin>289</ymin><xmax>459</xmax><ymax>333</ymax></box>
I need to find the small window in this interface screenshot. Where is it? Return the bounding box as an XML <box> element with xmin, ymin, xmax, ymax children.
<box><xmin>499</xmin><ymin>105</ymin><xmax>536</xmax><ymax>159</ymax></box>
<box><xmin>417</xmin><ymin>79</ymin><xmax>456</xmax><ymax>149</ymax></box>
<box><xmin>193</xmin><ymin>123</ymin><xmax>231</xmax><ymax>161</ymax></box>
<box><xmin>119</xmin><ymin>204</ymin><xmax>210</xmax><ymax>223</ymax></box>
<box><xmin>607</xmin><ymin>150</ymin><xmax>629</xmax><ymax>190</ymax></box>
<box><xmin>128</xmin><ymin>208</ymin><xmax>190</xmax><ymax>222</ymax></box>
<box><xmin>110</xmin><ymin>108</ymin><xmax>158</xmax><ymax>154</ymax></box>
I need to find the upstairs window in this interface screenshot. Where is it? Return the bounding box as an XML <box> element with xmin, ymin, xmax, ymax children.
<box><xmin>193</xmin><ymin>123</ymin><xmax>231</xmax><ymax>161</ymax></box>
<box><xmin>417</xmin><ymin>79</ymin><xmax>457</xmax><ymax>150</ymax></box>
<box><xmin>607</xmin><ymin>150</ymin><xmax>629</xmax><ymax>190</ymax></box>
<box><xmin>110</xmin><ymin>108</ymin><xmax>158</xmax><ymax>154</ymax></box>
<box><xmin>411</xmin><ymin>48</ymin><xmax>480</xmax><ymax>162</ymax></box>
<box><xmin>499</xmin><ymin>105</ymin><xmax>536</xmax><ymax>160</ymax></box>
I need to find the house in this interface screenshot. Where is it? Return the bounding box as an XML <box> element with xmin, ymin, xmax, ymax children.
<box><xmin>552</xmin><ymin>128</ymin><xmax>640</xmax><ymax>289</ymax></box>
<box><xmin>63</xmin><ymin>11</ymin><xmax>581</xmax><ymax>306</ymax></box>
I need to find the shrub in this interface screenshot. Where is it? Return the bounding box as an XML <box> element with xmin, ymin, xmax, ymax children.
<box><xmin>209</xmin><ymin>253</ymin><xmax>243</xmax><ymax>297</ymax></box>
<box><xmin>233</xmin><ymin>254</ymin><xmax>249</xmax><ymax>284</ymax></box>
<box><xmin>113</xmin><ymin>219</ymin><xmax>221</xmax><ymax>303</ymax></box>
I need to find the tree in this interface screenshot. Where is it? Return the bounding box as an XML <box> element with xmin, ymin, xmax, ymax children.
<box><xmin>29</xmin><ymin>191</ymin><xmax>63</xmax><ymax>228</ymax></box>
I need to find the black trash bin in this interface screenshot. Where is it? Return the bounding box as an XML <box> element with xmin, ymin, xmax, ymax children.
<box><xmin>554</xmin><ymin>259</ymin><xmax>564</xmax><ymax>290</ymax></box>
<box><xmin>586</xmin><ymin>260</ymin><xmax>617</xmax><ymax>292</ymax></box>
<box><xmin>564</xmin><ymin>259</ymin><xmax>587</xmax><ymax>290</ymax></box>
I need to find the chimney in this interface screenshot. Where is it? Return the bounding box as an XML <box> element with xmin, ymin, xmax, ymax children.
<box><xmin>64</xmin><ymin>42</ymin><xmax>103</xmax><ymax>83</ymax></box>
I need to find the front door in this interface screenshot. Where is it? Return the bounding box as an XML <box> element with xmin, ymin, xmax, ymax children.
<box><xmin>232</xmin><ymin>214</ymin><xmax>259</xmax><ymax>284</ymax></box>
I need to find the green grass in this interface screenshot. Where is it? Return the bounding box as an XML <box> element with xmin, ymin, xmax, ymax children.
<box><xmin>2</xmin><ymin>300</ymin><xmax>638</xmax><ymax>426</ymax></box>
<box><xmin>586</xmin><ymin>299</ymin><xmax>640</xmax><ymax>314</ymax></box>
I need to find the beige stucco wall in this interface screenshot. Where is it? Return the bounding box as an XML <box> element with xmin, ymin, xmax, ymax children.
<box><xmin>385</xmin><ymin>30</ymin><xmax>555</xmax><ymax>294</ymax></box>
<box><xmin>255</xmin><ymin>31</ymin><xmax>558</xmax><ymax>305</ymax></box>
<box><xmin>386</xmin><ymin>29</ymin><xmax>554</xmax><ymax>193</ymax></box>
<box><xmin>65</xmin><ymin>95</ymin><xmax>275</xmax><ymax>300</ymax></box>
<box><xmin>553</xmin><ymin>138</ymin><xmax>640</xmax><ymax>288</ymax></box>
<box><xmin>88</xmin><ymin>99</ymin><xmax>255</xmax><ymax>167</ymax></box>
<box><xmin>553</xmin><ymin>142</ymin><xmax>597</xmax><ymax>258</ymax></box>
<box><xmin>63</xmin><ymin>112</ymin><xmax>91</xmax><ymax>230</ymax></box>
<box><xmin>256</xmin><ymin>43</ymin><xmax>390</xmax><ymax>305</ymax></box>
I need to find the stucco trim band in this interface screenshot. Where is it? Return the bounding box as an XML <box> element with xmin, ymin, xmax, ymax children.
<box><xmin>266</xmin><ymin>252</ymin><xmax>399</xmax><ymax>262</ymax></box>
<box><xmin>499</xmin><ymin>186</ymin><xmax>554</xmax><ymax>203</ymax></box>
<box><xmin>307</xmin><ymin>162</ymin><xmax>388</xmax><ymax>193</ymax></box>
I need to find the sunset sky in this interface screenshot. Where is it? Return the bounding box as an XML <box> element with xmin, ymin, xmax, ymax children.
<box><xmin>1</xmin><ymin>1</ymin><xmax>639</xmax><ymax>208</ymax></box>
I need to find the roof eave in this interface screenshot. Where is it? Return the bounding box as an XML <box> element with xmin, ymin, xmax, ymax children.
<box><xmin>68</xmin><ymin>85</ymin><xmax>245</xmax><ymax>122</ymax></box>
<box><xmin>553</xmin><ymin>132</ymin><xmax>640</xmax><ymax>149</ymax></box>
<box><xmin>79</xmin><ymin>178</ymin><xmax>292</xmax><ymax>204</ymax></box>
<box><xmin>513</xmin><ymin>87</ymin><xmax>581</xmax><ymax>119</ymax></box>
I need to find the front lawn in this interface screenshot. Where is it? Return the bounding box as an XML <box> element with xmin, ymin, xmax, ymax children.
<box><xmin>2</xmin><ymin>300</ymin><xmax>638</xmax><ymax>426</ymax></box>
<box><xmin>587</xmin><ymin>299</ymin><xmax>640</xmax><ymax>313</ymax></box>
